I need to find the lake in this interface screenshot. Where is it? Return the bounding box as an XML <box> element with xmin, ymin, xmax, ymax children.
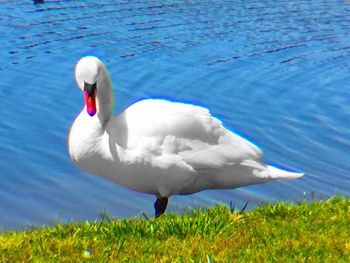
<box><xmin>0</xmin><ymin>0</ymin><xmax>349</xmax><ymax>229</ymax></box>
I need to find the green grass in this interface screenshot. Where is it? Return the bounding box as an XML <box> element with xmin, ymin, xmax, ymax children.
<box><xmin>1</xmin><ymin>197</ymin><xmax>349</xmax><ymax>262</ymax></box>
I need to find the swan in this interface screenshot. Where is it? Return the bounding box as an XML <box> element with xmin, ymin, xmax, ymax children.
<box><xmin>69</xmin><ymin>56</ymin><xmax>304</xmax><ymax>217</ymax></box>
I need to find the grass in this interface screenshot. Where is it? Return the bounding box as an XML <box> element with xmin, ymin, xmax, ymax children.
<box><xmin>0</xmin><ymin>197</ymin><xmax>349</xmax><ymax>262</ymax></box>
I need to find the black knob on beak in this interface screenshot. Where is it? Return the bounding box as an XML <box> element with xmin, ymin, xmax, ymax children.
<box><xmin>84</xmin><ymin>82</ymin><xmax>97</xmax><ymax>97</ymax></box>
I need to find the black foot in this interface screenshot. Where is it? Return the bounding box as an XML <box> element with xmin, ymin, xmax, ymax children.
<box><xmin>154</xmin><ymin>197</ymin><xmax>168</xmax><ymax>218</ymax></box>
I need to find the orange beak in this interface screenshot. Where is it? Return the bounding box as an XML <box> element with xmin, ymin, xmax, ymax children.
<box><xmin>84</xmin><ymin>82</ymin><xmax>97</xmax><ymax>117</ymax></box>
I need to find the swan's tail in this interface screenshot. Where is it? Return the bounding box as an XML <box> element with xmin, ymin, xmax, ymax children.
<box><xmin>265</xmin><ymin>165</ymin><xmax>304</xmax><ymax>179</ymax></box>
<box><xmin>241</xmin><ymin>160</ymin><xmax>304</xmax><ymax>180</ymax></box>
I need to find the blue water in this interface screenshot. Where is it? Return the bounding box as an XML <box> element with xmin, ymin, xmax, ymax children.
<box><xmin>1</xmin><ymin>0</ymin><xmax>349</xmax><ymax>230</ymax></box>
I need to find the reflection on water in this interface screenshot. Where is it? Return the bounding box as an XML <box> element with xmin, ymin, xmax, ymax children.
<box><xmin>0</xmin><ymin>0</ymin><xmax>349</xmax><ymax>229</ymax></box>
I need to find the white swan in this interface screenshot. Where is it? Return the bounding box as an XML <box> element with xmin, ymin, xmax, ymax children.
<box><xmin>69</xmin><ymin>56</ymin><xmax>304</xmax><ymax>217</ymax></box>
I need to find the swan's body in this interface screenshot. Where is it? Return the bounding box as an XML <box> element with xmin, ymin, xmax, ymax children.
<box><xmin>69</xmin><ymin>56</ymin><xmax>303</xmax><ymax>216</ymax></box>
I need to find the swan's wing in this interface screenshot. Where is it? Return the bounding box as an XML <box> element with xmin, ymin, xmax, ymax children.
<box><xmin>109</xmin><ymin>99</ymin><xmax>262</xmax><ymax>169</ymax></box>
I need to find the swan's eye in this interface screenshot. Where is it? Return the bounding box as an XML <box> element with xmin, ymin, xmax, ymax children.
<box><xmin>84</xmin><ymin>82</ymin><xmax>97</xmax><ymax>97</ymax></box>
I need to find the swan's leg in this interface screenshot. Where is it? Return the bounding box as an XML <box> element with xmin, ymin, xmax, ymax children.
<box><xmin>154</xmin><ymin>197</ymin><xmax>168</xmax><ymax>218</ymax></box>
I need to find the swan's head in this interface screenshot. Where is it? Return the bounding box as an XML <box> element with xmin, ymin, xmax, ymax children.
<box><xmin>75</xmin><ymin>56</ymin><xmax>105</xmax><ymax>117</ymax></box>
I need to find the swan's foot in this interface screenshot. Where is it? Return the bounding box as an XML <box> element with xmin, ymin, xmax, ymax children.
<box><xmin>154</xmin><ymin>197</ymin><xmax>168</xmax><ymax>218</ymax></box>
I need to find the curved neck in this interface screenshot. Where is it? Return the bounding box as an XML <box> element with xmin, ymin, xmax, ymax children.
<box><xmin>96</xmin><ymin>74</ymin><xmax>114</xmax><ymax>127</ymax></box>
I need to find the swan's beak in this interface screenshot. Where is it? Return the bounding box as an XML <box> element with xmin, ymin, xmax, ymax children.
<box><xmin>84</xmin><ymin>82</ymin><xmax>97</xmax><ymax>117</ymax></box>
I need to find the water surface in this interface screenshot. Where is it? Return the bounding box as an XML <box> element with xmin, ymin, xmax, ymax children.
<box><xmin>1</xmin><ymin>0</ymin><xmax>349</xmax><ymax>229</ymax></box>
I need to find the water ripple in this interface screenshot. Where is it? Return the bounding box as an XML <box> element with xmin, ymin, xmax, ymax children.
<box><xmin>0</xmin><ymin>0</ymin><xmax>349</xmax><ymax>229</ymax></box>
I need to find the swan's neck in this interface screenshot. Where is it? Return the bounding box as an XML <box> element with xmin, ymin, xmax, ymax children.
<box><xmin>96</xmin><ymin>75</ymin><xmax>114</xmax><ymax>127</ymax></box>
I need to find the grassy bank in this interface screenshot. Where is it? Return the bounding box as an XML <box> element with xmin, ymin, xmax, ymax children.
<box><xmin>1</xmin><ymin>197</ymin><xmax>349</xmax><ymax>262</ymax></box>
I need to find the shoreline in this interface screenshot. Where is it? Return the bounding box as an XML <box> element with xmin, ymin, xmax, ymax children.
<box><xmin>1</xmin><ymin>197</ymin><xmax>349</xmax><ymax>261</ymax></box>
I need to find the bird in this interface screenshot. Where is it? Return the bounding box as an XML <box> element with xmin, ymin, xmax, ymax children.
<box><xmin>68</xmin><ymin>56</ymin><xmax>304</xmax><ymax>217</ymax></box>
